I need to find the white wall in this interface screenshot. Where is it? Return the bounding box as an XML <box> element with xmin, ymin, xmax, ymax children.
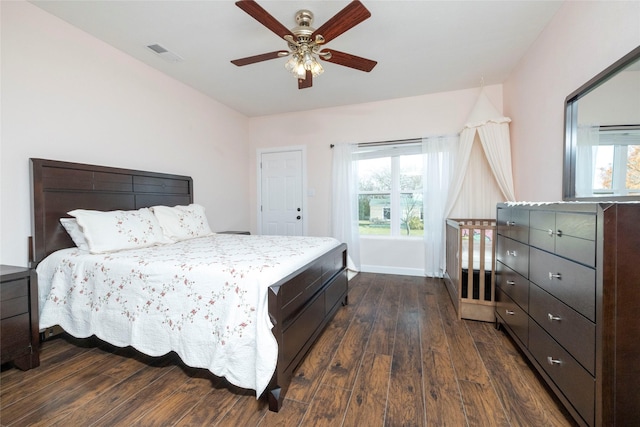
<box><xmin>504</xmin><ymin>1</ymin><xmax>640</xmax><ymax>201</ymax></box>
<box><xmin>247</xmin><ymin>85</ymin><xmax>504</xmax><ymax>275</ymax></box>
<box><xmin>0</xmin><ymin>1</ymin><xmax>250</xmax><ymax>267</ymax></box>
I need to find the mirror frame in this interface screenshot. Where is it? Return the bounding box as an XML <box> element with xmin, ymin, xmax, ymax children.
<box><xmin>563</xmin><ymin>45</ymin><xmax>640</xmax><ymax>201</ymax></box>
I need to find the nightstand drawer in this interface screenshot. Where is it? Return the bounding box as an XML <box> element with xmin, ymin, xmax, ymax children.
<box><xmin>1</xmin><ymin>265</ymin><xmax>40</xmax><ymax>370</ymax></box>
<box><xmin>0</xmin><ymin>278</ymin><xmax>29</xmax><ymax>301</ymax></box>
<box><xmin>0</xmin><ymin>313</ymin><xmax>31</xmax><ymax>360</ymax></box>
<box><xmin>1</xmin><ymin>296</ymin><xmax>29</xmax><ymax>319</ymax></box>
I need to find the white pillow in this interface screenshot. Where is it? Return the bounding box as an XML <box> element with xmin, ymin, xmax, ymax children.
<box><xmin>60</xmin><ymin>218</ymin><xmax>89</xmax><ymax>251</ymax></box>
<box><xmin>68</xmin><ymin>208</ymin><xmax>171</xmax><ymax>254</ymax></box>
<box><xmin>151</xmin><ymin>204</ymin><xmax>213</xmax><ymax>241</ymax></box>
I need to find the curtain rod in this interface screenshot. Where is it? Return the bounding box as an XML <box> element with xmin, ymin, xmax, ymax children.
<box><xmin>599</xmin><ymin>124</ymin><xmax>640</xmax><ymax>131</ymax></box>
<box><xmin>330</xmin><ymin>137</ymin><xmax>421</xmax><ymax>149</ymax></box>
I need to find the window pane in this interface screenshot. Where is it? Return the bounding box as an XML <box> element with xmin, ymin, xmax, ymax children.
<box><xmin>400</xmin><ymin>154</ymin><xmax>423</xmax><ymax>191</ymax></box>
<box><xmin>626</xmin><ymin>144</ymin><xmax>640</xmax><ymax>193</ymax></box>
<box><xmin>356</xmin><ymin>151</ymin><xmax>424</xmax><ymax>237</ymax></box>
<box><xmin>358</xmin><ymin>157</ymin><xmax>391</xmax><ymax>191</ymax></box>
<box><xmin>594</xmin><ymin>145</ymin><xmax>614</xmax><ymax>190</ymax></box>
<box><xmin>400</xmin><ymin>192</ymin><xmax>423</xmax><ymax>236</ymax></box>
<box><xmin>358</xmin><ymin>193</ymin><xmax>391</xmax><ymax>235</ymax></box>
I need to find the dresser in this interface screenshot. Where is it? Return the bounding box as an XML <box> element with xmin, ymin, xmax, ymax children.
<box><xmin>1</xmin><ymin>265</ymin><xmax>40</xmax><ymax>370</ymax></box>
<box><xmin>495</xmin><ymin>202</ymin><xmax>639</xmax><ymax>427</ymax></box>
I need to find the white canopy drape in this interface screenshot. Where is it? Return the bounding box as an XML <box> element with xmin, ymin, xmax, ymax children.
<box><xmin>445</xmin><ymin>90</ymin><xmax>516</xmax><ymax>220</ymax></box>
<box><xmin>429</xmin><ymin>89</ymin><xmax>516</xmax><ymax>275</ymax></box>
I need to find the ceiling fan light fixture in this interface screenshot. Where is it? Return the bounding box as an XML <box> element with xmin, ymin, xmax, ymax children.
<box><xmin>285</xmin><ymin>49</ymin><xmax>323</xmax><ymax>79</ymax></box>
<box><xmin>232</xmin><ymin>0</ymin><xmax>375</xmax><ymax>88</ymax></box>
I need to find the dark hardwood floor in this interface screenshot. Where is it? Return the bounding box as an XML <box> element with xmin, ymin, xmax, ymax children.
<box><xmin>1</xmin><ymin>273</ymin><xmax>576</xmax><ymax>426</ymax></box>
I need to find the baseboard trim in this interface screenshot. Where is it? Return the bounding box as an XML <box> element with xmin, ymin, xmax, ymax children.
<box><xmin>360</xmin><ymin>264</ymin><xmax>425</xmax><ymax>277</ymax></box>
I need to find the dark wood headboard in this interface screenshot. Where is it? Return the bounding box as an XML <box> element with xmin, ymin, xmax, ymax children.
<box><xmin>30</xmin><ymin>158</ymin><xmax>193</xmax><ymax>266</ymax></box>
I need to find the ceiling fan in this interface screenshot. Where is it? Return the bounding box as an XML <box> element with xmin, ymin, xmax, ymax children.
<box><xmin>231</xmin><ymin>0</ymin><xmax>377</xmax><ymax>89</ymax></box>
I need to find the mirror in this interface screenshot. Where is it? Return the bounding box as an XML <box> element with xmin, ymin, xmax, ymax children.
<box><xmin>563</xmin><ymin>45</ymin><xmax>640</xmax><ymax>200</ymax></box>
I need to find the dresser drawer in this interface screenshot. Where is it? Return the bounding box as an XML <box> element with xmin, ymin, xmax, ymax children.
<box><xmin>555</xmin><ymin>235</ymin><xmax>595</xmax><ymax>267</ymax></box>
<box><xmin>496</xmin><ymin>287</ymin><xmax>528</xmax><ymax>346</ymax></box>
<box><xmin>497</xmin><ymin>206</ymin><xmax>529</xmax><ymax>243</ymax></box>
<box><xmin>556</xmin><ymin>212</ymin><xmax>595</xmax><ymax>242</ymax></box>
<box><xmin>530</xmin><ymin>211</ymin><xmax>595</xmax><ymax>266</ymax></box>
<box><xmin>529</xmin><ymin>321</ymin><xmax>594</xmax><ymax>426</ymax></box>
<box><xmin>529</xmin><ymin>248</ymin><xmax>595</xmax><ymax>321</ymax></box>
<box><xmin>530</xmin><ymin>227</ymin><xmax>555</xmax><ymax>253</ymax></box>
<box><xmin>495</xmin><ymin>261</ymin><xmax>529</xmax><ymax>311</ymax></box>
<box><xmin>496</xmin><ymin>236</ymin><xmax>529</xmax><ymax>278</ymax></box>
<box><xmin>529</xmin><ymin>284</ymin><xmax>595</xmax><ymax>375</ymax></box>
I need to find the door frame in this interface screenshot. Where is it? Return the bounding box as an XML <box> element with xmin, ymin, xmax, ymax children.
<box><xmin>256</xmin><ymin>145</ymin><xmax>308</xmax><ymax>236</ymax></box>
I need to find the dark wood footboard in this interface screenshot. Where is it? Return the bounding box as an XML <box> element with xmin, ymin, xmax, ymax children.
<box><xmin>266</xmin><ymin>243</ymin><xmax>348</xmax><ymax>412</ymax></box>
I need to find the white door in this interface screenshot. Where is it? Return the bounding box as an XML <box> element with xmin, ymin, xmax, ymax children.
<box><xmin>260</xmin><ymin>150</ymin><xmax>304</xmax><ymax>236</ymax></box>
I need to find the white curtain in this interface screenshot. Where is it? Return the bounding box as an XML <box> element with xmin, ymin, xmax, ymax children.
<box><xmin>331</xmin><ymin>143</ymin><xmax>360</xmax><ymax>271</ymax></box>
<box><xmin>575</xmin><ymin>124</ymin><xmax>599</xmax><ymax>197</ymax></box>
<box><xmin>422</xmin><ymin>134</ymin><xmax>458</xmax><ymax>277</ymax></box>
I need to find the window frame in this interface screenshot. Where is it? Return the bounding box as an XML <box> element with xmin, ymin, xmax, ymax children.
<box><xmin>355</xmin><ymin>142</ymin><xmax>424</xmax><ymax>238</ymax></box>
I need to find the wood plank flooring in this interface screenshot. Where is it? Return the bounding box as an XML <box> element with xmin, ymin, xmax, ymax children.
<box><xmin>1</xmin><ymin>273</ymin><xmax>577</xmax><ymax>426</ymax></box>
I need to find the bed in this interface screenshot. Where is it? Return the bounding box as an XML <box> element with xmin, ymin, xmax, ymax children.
<box><xmin>29</xmin><ymin>158</ymin><xmax>348</xmax><ymax>412</ymax></box>
<box><xmin>444</xmin><ymin>218</ymin><xmax>496</xmax><ymax>322</ymax></box>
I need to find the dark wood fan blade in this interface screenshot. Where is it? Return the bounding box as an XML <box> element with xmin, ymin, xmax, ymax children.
<box><xmin>236</xmin><ymin>0</ymin><xmax>295</xmax><ymax>40</ymax></box>
<box><xmin>298</xmin><ymin>71</ymin><xmax>313</xmax><ymax>89</ymax></box>
<box><xmin>231</xmin><ymin>51</ymin><xmax>288</xmax><ymax>66</ymax></box>
<box><xmin>311</xmin><ymin>0</ymin><xmax>371</xmax><ymax>44</ymax></box>
<box><xmin>319</xmin><ymin>49</ymin><xmax>377</xmax><ymax>72</ymax></box>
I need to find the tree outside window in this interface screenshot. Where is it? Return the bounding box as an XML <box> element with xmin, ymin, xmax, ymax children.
<box><xmin>595</xmin><ymin>144</ymin><xmax>640</xmax><ymax>195</ymax></box>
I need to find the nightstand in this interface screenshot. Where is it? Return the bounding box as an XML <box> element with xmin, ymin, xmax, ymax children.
<box><xmin>1</xmin><ymin>265</ymin><xmax>40</xmax><ymax>370</ymax></box>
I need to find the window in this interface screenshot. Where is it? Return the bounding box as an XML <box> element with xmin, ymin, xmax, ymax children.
<box><xmin>592</xmin><ymin>129</ymin><xmax>640</xmax><ymax>196</ymax></box>
<box><xmin>356</xmin><ymin>143</ymin><xmax>423</xmax><ymax>237</ymax></box>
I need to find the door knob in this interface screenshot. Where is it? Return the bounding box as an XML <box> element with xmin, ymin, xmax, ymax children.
<box><xmin>296</xmin><ymin>216</ymin><xmax>301</xmax><ymax>220</ymax></box>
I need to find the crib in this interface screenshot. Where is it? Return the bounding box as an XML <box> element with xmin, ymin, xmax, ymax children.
<box><xmin>444</xmin><ymin>219</ymin><xmax>496</xmax><ymax>322</ymax></box>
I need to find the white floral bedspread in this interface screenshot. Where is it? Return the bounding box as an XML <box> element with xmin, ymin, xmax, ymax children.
<box><xmin>36</xmin><ymin>234</ymin><xmax>341</xmax><ymax>396</ymax></box>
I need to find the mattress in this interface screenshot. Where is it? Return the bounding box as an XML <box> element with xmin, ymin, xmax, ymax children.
<box><xmin>460</xmin><ymin>240</ymin><xmax>494</xmax><ymax>271</ymax></box>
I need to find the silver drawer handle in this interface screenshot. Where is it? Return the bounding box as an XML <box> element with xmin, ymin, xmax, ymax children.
<box><xmin>547</xmin><ymin>229</ymin><xmax>554</xmax><ymax>236</ymax></box>
<box><xmin>506</xmin><ymin>250</ymin><xmax>517</xmax><ymax>257</ymax></box>
<box><xmin>505</xmin><ymin>310</ymin><xmax>515</xmax><ymax>316</ymax></box>
<box><xmin>548</xmin><ymin>272</ymin><xmax>562</xmax><ymax>280</ymax></box>
<box><xmin>506</xmin><ymin>280</ymin><xmax>516</xmax><ymax>286</ymax></box>
<box><xmin>507</xmin><ymin>221</ymin><xmax>515</xmax><ymax>226</ymax></box>
<box><xmin>547</xmin><ymin>356</ymin><xmax>562</xmax><ymax>366</ymax></box>
<box><xmin>548</xmin><ymin>313</ymin><xmax>562</xmax><ymax>322</ymax></box>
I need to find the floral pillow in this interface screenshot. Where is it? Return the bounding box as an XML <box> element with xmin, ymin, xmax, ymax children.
<box><xmin>59</xmin><ymin>218</ymin><xmax>90</xmax><ymax>251</ymax></box>
<box><xmin>151</xmin><ymin>204</ymin><xmax>213</xmax><ymax>241</ymax></box>
<box><xmin>68</xmin><ymin>208</ymin><xmax>171</xmax><ymax>254</ymax></box>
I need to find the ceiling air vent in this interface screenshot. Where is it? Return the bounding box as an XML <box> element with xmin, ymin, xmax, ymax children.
<box><xmin>146</xmin><ymin>43</ymin><xmax>183</xmax><ymax>63</ymax></box>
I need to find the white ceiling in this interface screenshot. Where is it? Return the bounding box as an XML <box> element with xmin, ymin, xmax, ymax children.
<box><xmin>30</xmin><ymin>0</ymin><xmax>564</xmax><ymax>117</ymax></box>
